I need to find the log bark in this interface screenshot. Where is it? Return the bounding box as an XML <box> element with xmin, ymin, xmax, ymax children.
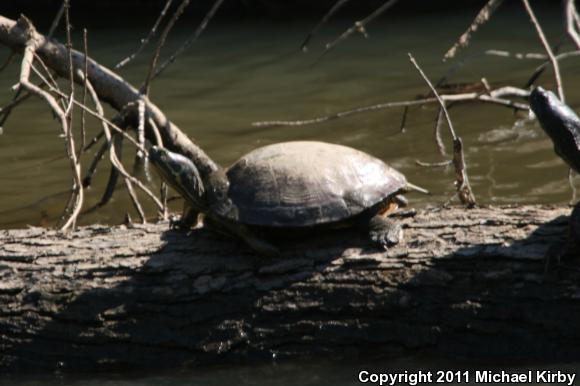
<box><xmin>0</xmin><ymin>205</ymin><xmax>578</xmax><ymax>372</ymax></box>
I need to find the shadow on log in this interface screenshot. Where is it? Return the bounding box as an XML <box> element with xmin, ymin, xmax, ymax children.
<box><xmin>0</xmin><ymin>205</ymin><xmax>578</xmax><ymax>372</ymax></box>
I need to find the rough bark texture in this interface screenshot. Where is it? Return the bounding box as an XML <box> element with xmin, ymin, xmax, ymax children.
<box><xmin>0</xmin><ymin>205</ymin><xmax>578</xmax><ymax>373</ymax></box>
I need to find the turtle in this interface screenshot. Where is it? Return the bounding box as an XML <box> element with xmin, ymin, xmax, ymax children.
<box><xmin>149</xmin><ymin>141</ymin><xmax>428</xmax><ymax>256</ymax></box>
<box><xmin>529</xmin><ymin>86</ymin><xmax>580</xmax><ymax>257</ymax></box>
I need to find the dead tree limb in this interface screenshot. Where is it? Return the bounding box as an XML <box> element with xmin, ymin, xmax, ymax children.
<box><xmin>408</xmin><ymin>53</ymin><xmax>476</xmax><ymax>207</ymax></box>
<box><xmin>252</xmin><ymin>87</ymin><xmax>529</xmax><ymax>128</ymax></box>
<box><xmin>565</xmin><ymin>0</ymin><xmax>580</xmax><ymax>50</ymax></box>
<box><xmin>14</xmin><ymin>16</ymin><xmax>83</xmax><ymax>231</ymax></box>
<box><xmin>0</xmin><ymin>14</ymin><xmax>219</xmax><ymax>182</ymax></box>
<box><xmin>443</xmin><ymin>0</ymin><xmax>505</xmax><ymax>61</ymax></box>
<box><xmin>0</xmin><ymin>205</ymin><xmax>576</xmax><ymax>372</ymax></box>
<box><xmin>521</xmin><ymin>0</ymin><xmax>565</xmax><ymax>101</ymax></box>
<box><xmin>115</xmin><ymin>0</ymin><xmax>174</xmax><ymax>69</ymax></box>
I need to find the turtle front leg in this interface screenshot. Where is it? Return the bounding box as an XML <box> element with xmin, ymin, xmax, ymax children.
<box><xmin>366</xmin><ymin>214</ymin><xmax>404</xmax><ymax>250</ymax></box>
<box><xmin>170</xmin><ymin>202</ymin><xmax>201</xmax><ymax>230</ymax></box>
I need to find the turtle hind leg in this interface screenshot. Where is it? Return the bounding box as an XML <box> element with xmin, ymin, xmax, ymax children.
<box><xmin>366</xmin><ymin>215</ymin><xmax>403</xmax><ymax>250</ymax></box>
<box><xmin>241</xmin><ymin>232</ymin><xmax>281</xmax><ymax>258</ymax></box>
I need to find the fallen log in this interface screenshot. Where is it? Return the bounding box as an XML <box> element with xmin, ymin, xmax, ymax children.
<box><xmin>0</xmin><ymin>205</ymin><xmax>578</xmax><ymax>372</ymax></box>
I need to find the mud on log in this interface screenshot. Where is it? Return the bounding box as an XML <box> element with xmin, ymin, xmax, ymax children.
<box><xmin>0</xmin><ymin>205</ymin><xmax>578</xmax><ymax>372</ymax></box>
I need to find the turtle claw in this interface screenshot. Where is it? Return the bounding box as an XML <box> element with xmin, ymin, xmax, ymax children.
<box><xmin>368</xmin><ymin>216</ymin><xmax>403</xmax><ymax>250</ymax></box>
<box><xmin>169</xmin><ymin>215</ymin><xmax>184</xmax><ymax>230</ymax></box>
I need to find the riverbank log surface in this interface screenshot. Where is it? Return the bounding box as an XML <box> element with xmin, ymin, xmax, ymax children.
<box><xmin>1</xmin><ymin>205</ymin><xmax>579</xmax><ymax>372</ymax></box>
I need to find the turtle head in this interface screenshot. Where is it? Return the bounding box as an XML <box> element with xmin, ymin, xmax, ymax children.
<box><xmin>529</xmin><ymin>87</ymin><xmax>579</xmax><ymax>136</ymax></box>
<box><xmin>529</xmin><ymin>86</ymin><xmax>580</xmax><ymax>173</ymax></box>
<box><xmin>529</xmin><ymin>87</ymin><xmax>561</xmax><ymax>121</ymax></box>
<box><xmin>149</xmin><ymin>146</ymin><xmax>206</xmax><ymax>210</ymax></box>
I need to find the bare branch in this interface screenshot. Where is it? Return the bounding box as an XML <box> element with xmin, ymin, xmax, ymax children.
<box><xmin>569</xmin><ymin>168</ymin><xmax>578</xmax><ymax>205</ymax></box>
<box><xmin>83</xmin><ymin>129</ymin><xmax>104</xmax><ymax>152</ymax></box>
<box><xmin>160</xmin><ymin>182</ymin><xmax>168</xmax><ymax>221</ymax></box>
<box><xmin>47</xmin><ymin>0</ymin><xmax>66</xmax><ymax>38</ymax></box>
<box><xmin>16</xmin><ymin>16</ymin><xmax>84</xmax><ymax>231</ymax></box>
<box><xmin>484</xmin><ymin>49</ymin><xmax>546</xmax><ymax>59</ymax></box>
<box><xmin>148</xmin><ymin>117</ymin><xmax>164</xmax><ymax>147</ymax></box>
<box><xmin>115</xmin><ymin>0</ymin><xmax>174</xmax><ymax>69</ymax></box>
<box><xmin>252</xmin><ymin>86</ymin><xmax>529</xmax><ymax>128</ymax></box>
<box><xmin>399</xmin><ymin>106</ymin><xmax>408</xmax><ymax>133</ymax></box>
<box><xmin>408</xmin><ymin>53</ymin><xmax>476</xmax><ymax>207</ymax></box>
<box><xmin>521</xmin><ymin>0</ymin><xmax>565</xmax><ymax>101</ymax></box>
<box><xmin>443</xmin><ymin>0</ymin><xmax>505</xmax><ymax>61</ymax></box>
<box><xmin>0</xmin><ymin>84</ymin><xmax>39</xmax><ymax>128</ymax></box>
<box><xmin>125</xmin><ymin>177</ymin><xmax>147</xmax><ymax>224</ymax></box>
<box><xmin>82</xmin><ymin>139</ymin><xmax>108</xmax><ymax>188</ymax></box>
<box><xmin>0</xmin><ymin>50</ymin><xmax>16</xmax><ymax>72</ymax></box>
<box><xmin>524</xmin><ymin>50</ymin><xmax>580</xmax><ymax>88</ymax></box>
<box><xmin>80</xmin><ymin>72</ymin><xmax>163</xmax><ymax>211</ymax></box>
<box><xmin>79</xmin><ymin>28</ymin><xmax>89</xmax><ymax>160</ymax></box>
<box><xmin>141</xmin><ymin>0</ymin><xmax>190</xmax><ymax>96</ymax></box>
<box><xmin>320</xmin><ymin>0</ymin><xmax>400</xmax><ymax>59</ymax></box>
<box><xmin>301</xmin><ymin>0</ymin><xmax>353</xmax><ymax>52</ymax></box>
<box><xmin>434</xmin><ymin>108</ymin><xmax>447</xmax><ymax>156</ymax></box>
<box><xmin>153</xmin><ymin>0</ymin><xmax>226</xmax><ymax>80</ymax></box>
<box><xmin>416</xmin><ymin>159</ymin><xmax>452</xmax><ymax>168</ymax></box>
<box><xmin>565</xmin><ymin>0</ymin><xmax>580</xmax><ymax>50</ymax></box>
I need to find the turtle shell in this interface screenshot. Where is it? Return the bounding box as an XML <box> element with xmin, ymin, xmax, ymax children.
<box><xmin>217</xmin><ymin>141</ymin><xmax>407</xmax><ymax>227</ymax></box>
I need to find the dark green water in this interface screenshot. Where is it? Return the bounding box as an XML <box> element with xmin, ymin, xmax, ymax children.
<box><xmin>1</xmin><ymin>3</ymin><xmax>580</xmax><ymax>384</ymax></box>
<box><xmin>1</xmin><ymin>4</ymin><xmax>579</xmax><ymax>228</ymax></box>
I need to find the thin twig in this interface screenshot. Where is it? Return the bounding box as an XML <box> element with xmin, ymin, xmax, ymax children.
<box><xmin>79</xmin><ymin>29</ymin><xmax>89</xmax><ymax>161</ymax></box>
<box><xmin>416</xmin><ymin>159</ymin><xmax>452</xmax><ymax>168</ymax></box>
<box><xmin>141</xmin><ymin>0</ymin><xmax>191</xmax><ymax>96</ymax></box>
<box><xmin>16</xmin><ymin>16</ymin><xmax>84</xmax><ymax>231</ymax></box>
<box><xmin>115</xmin><ymin>0</ymin><xmax>174</xmax><ymax>69</ymax></box>
<box><xmin>154</xmin><ymin>0</ymin><xmax>226</xmax><ymax>80</ymax></box>
<box><xmin>320</xmin><ymin>0</ymin><xmax>400</xmax><ymax>59</ymax></box>
<box><xmin>83</xmin><ymin>129</ymin><xmax>104</xmax><ymax>152</ymax></box>
<box><xmin>399</xmin><ymin>106</ymin><xmax>408</xmax><ymax>133</ymax></box>
<box><xmin>47</xmin><ymin>0</ymin><xmax>66</xmax><ymax>38</ymax></box>
<box><xmin>41</xmin><ymin>80</ymin><xmax>148</xmax><ymax>152</ymax></box>
<box><xmin>148</xmin><ymin>117</ymin><xmax>164</xmax><ymax>147</ymax></box>
<box><xmin>0</xmin><ymin>84</ymin><xmax>41</xmax><ymax>128</ymax></box>
<box><xmin>32</xmin><ymin>53</ymin><xmax>60</xmax><ymax>90</ymax></box>
<box><xmin>133</xmin><ymin>99</ymin><xmax>149</xmax><ymax>180</ymax></box>
<box><xmin>434</xmin><ymin>107</ymin><xmax>447</xmax><ymax>156</ymax></box>
<box><xmin>80</xmin><ymin>73</ymin><xmax>163</xmax><ymax>210</ymax></box>
<box><xmin>82</xmin><ymin>139</ymin><xmax>108</xmax><ymax>188</ymax></box>
<box><xmin>524</xmin><ymin>46</ymin><xmax>576</xmax><ymax>88</ymax></box>
<box><xmin>408</xmin><ymin>53</ymin><xmax>476</xmax><ymax>207</ymax></box>
<box><xmin>443</xmin><ymin>0</ymin><xmax>505</xmax><ymax>61</ymax></box>
<box><xmin>0</xmin><ymin>51</ymin><xmax>16</xmax><ymax>72</ymax></box>
<box><xmin>59</xmin><ymin>0</ymin><xmax>80</xmax><ymax>229</ymax></box>
<box><xmin>125</xmin><ymin>177</ymin><xmax>147</xmax><ymax>224</ymax></box>
<box><xmin>114</xmin><ymin>134</ymin><xmax>146</xmax><ymax>224</ymax></box>
<box><xmin>301</xmin><ymin>0</ymin><xmax>353</xmax><ymax>52</ymax></box>
<box><xmin>521</xmin><ymin>0</ymin><xmax>565</xmax><ymax>101</ymax></box>
<box><xmin>484</xmin><ymin>49</ymin><xmax>546</xmax><ymax>59</ymax></box>
<box><xmin>409</xmin><ymin>54</ymin><xmax>457</xmax><ymax>140</ymax></box>
<box><xmin>160</xmin><ymin>182</ymin><xmax>169</xmax><ymax>221</ymax></box>
<box><xmin>569</xmin><ymin>168</ymin><xmax>578</xmax><ymax>205</ymax></box>
<box><xmin>252</xmin><ymin>86</ymin><xmax>530</xmax><ymax>128</ymax></box>
<box><xmin>565</xmin><ymin>0</ymin><xmax>580</xmax><ymax>50</ymax></box>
